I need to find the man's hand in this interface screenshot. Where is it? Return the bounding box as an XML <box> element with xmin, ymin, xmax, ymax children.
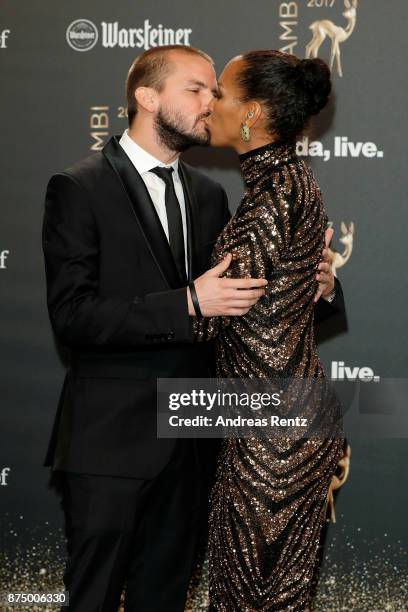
<box><xmin>314</xmin><ymin>227</ymin><xmax>335</xmax><ymax>302</ymax></box>
<box><xmin>187</xmin><ymin>253</ymin><xmax>268</xmax><ymax>316</ymax></box>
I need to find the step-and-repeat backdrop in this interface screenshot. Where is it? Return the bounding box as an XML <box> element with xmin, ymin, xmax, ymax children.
<box><xmin>1</xmin><ymin>1</ymin><xmax>407</xmax><ymax>610</ymax></box>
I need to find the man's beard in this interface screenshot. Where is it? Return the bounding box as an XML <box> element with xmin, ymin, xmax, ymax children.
<box><xmin>154</xmin><ymin>106</ymin><xmax>210</xmax><ymax>152</ymax></box>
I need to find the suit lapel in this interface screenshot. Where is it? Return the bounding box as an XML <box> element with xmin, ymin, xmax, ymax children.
<box><xmin>103</xmin><ymin>136</ymin><xmax>181</xmax><ymax>289</ymax></box>
<box><xmin>178</xmin><ymin>160</ymin><xmax>202</xmax><ymax>281</ymax></box>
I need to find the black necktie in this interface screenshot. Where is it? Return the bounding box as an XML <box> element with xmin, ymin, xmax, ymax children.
<box><xmin>150</xmin><ymin>166</ymin><xmax>187</xmax><ymax>283</ymax></box>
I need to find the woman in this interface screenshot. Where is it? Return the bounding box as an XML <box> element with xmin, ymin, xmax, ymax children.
<box><xmin>194</xmin><ymin>51</ymin><xmax>345</xmax><ymax>610</ymax></box>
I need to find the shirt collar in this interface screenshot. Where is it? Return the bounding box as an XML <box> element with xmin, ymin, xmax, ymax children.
<box><xmin>119</xmin><ymin>129</ymin><xmax>179</xmax><ymax>175</ymax></box>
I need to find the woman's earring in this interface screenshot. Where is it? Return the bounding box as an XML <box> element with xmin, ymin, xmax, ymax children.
<box><xmin>240</xmin><ymin>123</ymin><xmax>250</xmax><ymax>142</ymax></box>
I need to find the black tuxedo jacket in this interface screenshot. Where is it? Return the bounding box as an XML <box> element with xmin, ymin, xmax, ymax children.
<box><xmin>42</xmin><ymin>136</ymin><xmax>230</xmax><ymax>478</ymax></box>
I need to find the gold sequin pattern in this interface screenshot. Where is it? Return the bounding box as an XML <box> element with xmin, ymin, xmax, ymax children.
<box><xmin>194</xmin><ymin>141</ymin><xmax>345</xmax><ymax>610</ymax></box>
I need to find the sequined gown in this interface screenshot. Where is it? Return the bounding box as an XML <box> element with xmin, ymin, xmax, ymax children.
<box><xmin>194</xmin><ymin>141</ymin><xmax>344</xmax><ymax>611</ymax></box>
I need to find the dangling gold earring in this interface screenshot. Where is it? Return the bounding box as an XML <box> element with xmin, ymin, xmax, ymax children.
<box><xmin>240</xmin><ymin>123</ymin><xmax>250</xmax><ymax>142</ymax></box>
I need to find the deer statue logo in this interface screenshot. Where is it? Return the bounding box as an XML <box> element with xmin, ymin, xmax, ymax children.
<box><xmin>326</xmin><ymin>443</ymin><xmax>351</xmax><ymax>523</ymax></box>
<box><xmin>305</xmin><ymin>0</ymin><xmax>358</xmax><ymax>77</ymax></box>
<box><xmin>327</xmin><ymin>221</ymin><xmax>354</xmax><ymax>277</ymax></box>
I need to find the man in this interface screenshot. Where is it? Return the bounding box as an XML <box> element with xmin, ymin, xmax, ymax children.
<box><xmin>43</xmin><ymin>45</ymin><xmax>344</xmax><ymax>612</ymax></box>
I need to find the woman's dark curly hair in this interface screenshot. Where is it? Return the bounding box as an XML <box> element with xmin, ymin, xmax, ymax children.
<box><xmin>236</xmin><ymin>50</ymin><xmax>331</xmax><ymax>142</ymax></box>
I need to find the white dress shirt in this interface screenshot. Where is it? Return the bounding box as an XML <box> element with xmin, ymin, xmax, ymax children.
<box><xmin>119</xmin><ymin>129</ymin><xmax>188</xmax><ymax>275</ymax></box>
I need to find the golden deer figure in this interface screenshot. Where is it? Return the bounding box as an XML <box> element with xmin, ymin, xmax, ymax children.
<box><xmin>305</xmin><ymin>0</ymin><xmax>358</xmax><ymax>77</ymax></box>
<box><xmin>325</xmin><ymin>443</ymin><xmax>351</xmax><ymax>523</ymax></box>
<box><xmin>328</xmin><ymin>221</ymin><xmax>354</xmax><ymax>277</ymax></box>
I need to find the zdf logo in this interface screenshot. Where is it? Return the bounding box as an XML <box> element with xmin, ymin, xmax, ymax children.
<box><xmin>66</xmin><ymin>19</ymin><xmax>98</xmax><ymax>52</ymax></box>
<box><xmin>0</xmin><ymin>467</ymin><xmax>11</xmax><ymax>486</ymax></box>
<box><xmin>0</xmin><ymin>29</ymin><xmax>10</xmax><ymax>48</ymax></box>
<box><xmin>0</xmin><ymin>250</ymin><xmax>9</xmax><ymax>268</ymax></box>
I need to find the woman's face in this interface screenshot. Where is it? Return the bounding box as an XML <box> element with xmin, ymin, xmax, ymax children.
<box><xmin>206</xmin><ymin>58</ymin><xmax>249</xmax><ymax>149</ymax></box>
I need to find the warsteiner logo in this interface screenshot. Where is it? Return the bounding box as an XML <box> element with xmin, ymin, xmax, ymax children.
<box><xmin>66</xmin><ymin>18</ymin><xmax>192</xmax><ymax>52</ymax></box>
<box><xmin>66</xmin><ymin>19</ymin><xmax>98</xmax><ymax>52</ymax></box>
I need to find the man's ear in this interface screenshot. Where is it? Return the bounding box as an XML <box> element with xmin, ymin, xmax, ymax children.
<box><xmin>134</xmin><ymin>87</ymin><xmax>158</xmax><ymax>113</ymax></box>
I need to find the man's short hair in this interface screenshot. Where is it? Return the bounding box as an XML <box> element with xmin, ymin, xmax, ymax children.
<box><xmin>125</xmin><ymin>45</ymin><xmax>213</xmax><ymax>126</ymax></box>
